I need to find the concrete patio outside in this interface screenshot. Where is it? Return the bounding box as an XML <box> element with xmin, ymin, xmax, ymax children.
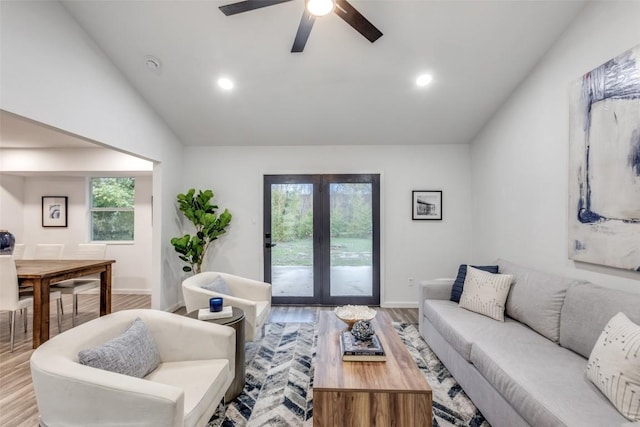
<box><xmin>272</xmin><ymin>265</ymin><xmax>373</xmax><ymax>297</ymax></box>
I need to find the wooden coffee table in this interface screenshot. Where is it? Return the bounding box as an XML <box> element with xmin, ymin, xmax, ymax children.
<box><xmin>313</xmin><ymin>310</ymin><xmax>432</xmax><ymax>427</ymax></box>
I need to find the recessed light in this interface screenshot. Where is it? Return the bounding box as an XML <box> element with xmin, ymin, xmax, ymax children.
<box><xmin>416</xmin><ymin>73</ymin><xmax>433</xmax><ymax>87</ymax></box>
<box><xmin>217</xmin><ymin>77</ymin><xmax>234</xmax><ymax>91</ymax></box>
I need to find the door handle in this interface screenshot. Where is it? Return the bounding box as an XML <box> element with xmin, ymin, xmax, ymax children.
<box><xmin>265</xmin><ymin>243</ymin><xmax>277</xmax><ymax>248</ymax></box>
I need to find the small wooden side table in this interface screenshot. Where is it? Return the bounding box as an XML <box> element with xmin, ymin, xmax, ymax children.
<box><xmin>186</xmin><ymin>307</ymin><xmax>246</xmax><ymax>401</ymax></box>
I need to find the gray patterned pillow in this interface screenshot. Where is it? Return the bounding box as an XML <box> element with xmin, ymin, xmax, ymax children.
<box><xmin>587</xmin><ymin>312</ymin><xmax>640</xmax><ymax>421</ymax></box>
<box><xmin>78</xmin><ymin>317</ymin><xmax>160</xmax><ymax>378</ymax></box>
<box><xmin>202</xmin><ymin>275</ymin><xmax>231</xmax><ymax>295</ymax></box>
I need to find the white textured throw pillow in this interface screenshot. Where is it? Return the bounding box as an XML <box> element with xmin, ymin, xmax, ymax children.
<box><xmin>459</xmin><ymin>266</ymin><xmax>513</xmax><ymax>321</ymax></box>
<box><xmin>587</xmin><ymin>312</ymin><xmax>640</xmax><ymax>421</ymax></box>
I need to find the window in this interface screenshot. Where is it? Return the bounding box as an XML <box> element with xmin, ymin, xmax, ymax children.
<box><xmin>90</xmin><ymin>177</ymin><xmax>135</xmax><ymax>241</ymax></box>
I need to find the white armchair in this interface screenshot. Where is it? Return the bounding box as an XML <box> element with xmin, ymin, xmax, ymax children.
<box><xmin>30</xmin><ymin>309</ymin><xmax>235</xmax><ymax>427</ymax></box>
<box><xmin>182</xmin><ymin>272</ymin><xmax>271</xmax><ymax>341</ymax></box>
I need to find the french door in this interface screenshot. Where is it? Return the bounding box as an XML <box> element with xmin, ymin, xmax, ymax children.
<box><xmin>264</xmin><ymin>174</ymin><xmax>380</xmax><ymax>306</ymax></box>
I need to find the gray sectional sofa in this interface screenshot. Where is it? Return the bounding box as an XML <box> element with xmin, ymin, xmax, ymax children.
<box><xmin>418</xmin><ymin>259</ymin><xmax>640</xmax><ymax>427</ymax></box>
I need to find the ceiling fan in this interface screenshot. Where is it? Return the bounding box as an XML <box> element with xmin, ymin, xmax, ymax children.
<box><xmin>219</xmin><ymin>0</ymin><xmax>383</xmax><ymax>53</ymax></box>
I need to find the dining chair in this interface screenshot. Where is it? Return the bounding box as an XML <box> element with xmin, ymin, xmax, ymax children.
<box><xmin>29</xmin><ymin>244</ymin><xmax>65</xmax><ymax>306</ymax></box>
<box><xmin>12</xmin><ymin>244</ymin><xmax>32</xmax><ymax>295</ymax></box>
<box><xmin>0</xmin><ymin>255</ymin><xmax>62</xmax><ymax>352</ymax></box>
<box><xmin>51</xmin><ymin>243</ymin><xmax>107</xmax><ymax>327</ymax></box>
<box><xmin>12</xmin><ymin>244</ymin><xmax>25</xmax><ymax>259</ymax></box>
<box><xmin>34</xmin><ymin>243</ymin><xmax>65</xmax><ymax>259</ymax></box>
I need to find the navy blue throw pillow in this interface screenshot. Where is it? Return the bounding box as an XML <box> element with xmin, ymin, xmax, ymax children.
<box><xmin>450</xmin><ymin>264</ymin><xmax>499</xmax><ymax>303</ymax></box>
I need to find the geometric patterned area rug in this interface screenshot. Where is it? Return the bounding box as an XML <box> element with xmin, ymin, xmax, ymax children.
<box><xmin>392</xmin><ymin>323</ymin><xmax>490</xmax><ymax>427</ymax></box>
<box><xmin>208</xmin><ymin>322</ymin><xmax>490</xmax><ymax>427</ymax></box>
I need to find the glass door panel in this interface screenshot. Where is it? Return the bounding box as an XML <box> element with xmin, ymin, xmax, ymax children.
<box><xmin>270</xmin><ymin>183</ymin><xmax>314</xmax><ymax>297</ymax></box>
<box><xmin>264</xmin><ymin>174</ymin><xmax>379</xmax><ymax>306</ymax></box>
<box><xmin>329</xmin><ymin>183</ymin><xmax>373</xmax><ymax>297</ymax></box>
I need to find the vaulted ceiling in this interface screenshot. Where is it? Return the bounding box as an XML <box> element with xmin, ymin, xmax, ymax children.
<box><xmin>4</xmin><ymin>0</ymin><xmax>587</xmax><ymax>148</ymax></box>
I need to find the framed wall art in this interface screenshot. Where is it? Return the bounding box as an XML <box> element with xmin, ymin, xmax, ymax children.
<box><xmin>42</xmin><ymin>196</ymin><xmax>68</xmax><ymax>227</ymax></box>
<box><xmin>412</xmin><ymin>191</ymin><xmax>442</xmax><ymax>220</ymax></box>
<box><xmin>568</xmin><ymin>44</ymin><xmax>640</xmax><ymax>271</ymax></box>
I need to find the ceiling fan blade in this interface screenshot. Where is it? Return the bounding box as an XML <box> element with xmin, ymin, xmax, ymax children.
<box><xmin>219</xmin><ymin>0</ymin><xmax>293</xmax><ymax>16</ymax></box>
<box><xmin>333</xmin><ymin>0</ymin><xmax>382</xmax><ymax>43</ymax></box>
<box><xmin>291</xmin><ymin>10</ymin><xmax>315</xmax><ymax>53</ymax></box>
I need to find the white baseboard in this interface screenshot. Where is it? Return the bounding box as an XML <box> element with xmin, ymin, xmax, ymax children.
<box><xmin>380</xmin><ymin>301</ymin><xmax>419</xmax><ymax>308</ymax></box>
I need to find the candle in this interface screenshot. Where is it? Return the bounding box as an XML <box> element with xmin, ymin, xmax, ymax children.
<box><xmin>209</xmin><ymin>297</ymin><xmax>224</xmax><ymax>312</ymax></box>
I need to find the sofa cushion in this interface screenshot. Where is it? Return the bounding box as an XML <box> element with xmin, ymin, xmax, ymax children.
<box><xmin>587</xmin><ymin>312</ymin><xmax>640</xmax><ymax>421</ymax></box>
<box><xmin>78</xmin><ymin>317</ymin><xmax>160</xmax><ymax>378</ymax></box>
<box><xmin>145</xmin><ymin>359</ymin><xmax>230</xmax><ymax>427</ymax></box>
<box><xmin>459</xmin><ymin>267</ymin><xmax>513</xmax><ymax>321</ymax></box>
<box><xmin>470</xmin><ymin>335</ymin><xmax>629</xmax><ymax>427</ymax></box>
<box><xmin>560</xmin><ymin>281</ymin><xmax>640</xmax><ymax>358</ymax></box>
<box><xmin>498</xmin><ymin>259</ymin><xmax>581</xmax><ymax>342</ymax></box>
<box><xmin>201</xmin><ymin>275</ymin><xmax>231</xmax><ymax>295</ymax></box>
<box><xmin>450</xmin><ymin>264</ymin><xmax>499</xmax><ymax>303</ymax></box>
<box><xmin>423</xmin><ymin>300</ymin><xmax>540</xmax><ymax>362</ymax></box>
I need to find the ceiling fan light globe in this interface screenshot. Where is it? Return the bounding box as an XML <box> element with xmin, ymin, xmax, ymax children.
<box><xmin>307</xmin><ymin>0</ymin><xmax>334</xmax><ymax>16</ymax></box>
<box><xmin>416</xmin><ymin>74</ymin><xmax>433</xmax><ymax>87</ymax></box>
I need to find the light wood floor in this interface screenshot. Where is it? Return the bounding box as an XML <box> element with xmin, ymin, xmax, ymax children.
<box><xmin>1</xmin><ymin>296</ymin><xmax>417</xmax><ymax>427</ymax></box>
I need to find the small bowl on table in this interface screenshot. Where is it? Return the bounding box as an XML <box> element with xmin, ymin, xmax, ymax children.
<box><xmin>334</xmin><ymin>305</ymin><xmax>377</xmax><ymax>330</ymax></box>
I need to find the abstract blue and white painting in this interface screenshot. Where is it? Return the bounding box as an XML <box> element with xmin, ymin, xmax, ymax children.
<box><xmin>569</xmin><ymin>44</ymin><xmax>640</xmax><ymax>271</ymax></box>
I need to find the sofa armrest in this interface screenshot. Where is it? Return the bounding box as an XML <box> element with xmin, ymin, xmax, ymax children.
<box><xmin>418</xmin><ymin>278</ymin><xmax>455</xmax><ymax>337</ymax></box>
<box><xmin>32</xmin><ymin>358</ymin><xmax>185</xmax><ymax>427</ymax></box>
<box><xmin>419</xmin><ymin>278</ymin><xmax>455</xmax><ymax>301</ymax></box>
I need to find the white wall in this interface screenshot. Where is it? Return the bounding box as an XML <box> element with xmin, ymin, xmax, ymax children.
<box><xmin>1</xmin><ymin>1</ymin><xmax>185</xmax><ymax>309</ymax></box>
<box><xmin>0</xmin><ymin>174</ymin><xmax>24</xmax><ymax>238</ymax></box>
<box><xmin>0</xmin><ymin>149</ymin><xmax>154</xmax><ymax>293</ymax></box>
<box><xmin>470</xmin><ymin>1</ymin><xmax>640</xmax><ymax>293</ymax></box>
<box><xmin>6</xmin><ymin>175</ymin><xmax>152</xmax><ymax>293</ymax></box>
<box><xmin>182</xmin><ymin>145</ymin><xmax>472</xmax><ymax>306</ymax></box>
<box><xmin>0</xmin><ymin>148</ymin><xmax>154</xmax><ymax>173</ymax></box>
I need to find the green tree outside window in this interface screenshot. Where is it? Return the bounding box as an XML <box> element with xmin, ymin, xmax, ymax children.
<box><xmin>90</xmin><ymin>177</ymin><xmax>135</xmax><ymax>241</ymax></box>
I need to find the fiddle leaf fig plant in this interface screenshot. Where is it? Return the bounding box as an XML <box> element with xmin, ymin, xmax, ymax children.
<box><xmin>170</xmin><ymin>188</ymin><xmax>232</xmax><ymax>274</ymax></box>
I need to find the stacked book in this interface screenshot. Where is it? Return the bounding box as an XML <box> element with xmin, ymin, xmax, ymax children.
<box><xmin>340</xmin><ymin>331</ymin><xmax>386</xmax><ymax>362</ymax></box>
<box><xmin>198</xmin><ymin>306</ymin><xmax>233</xmax><ymax>320</ymax></box>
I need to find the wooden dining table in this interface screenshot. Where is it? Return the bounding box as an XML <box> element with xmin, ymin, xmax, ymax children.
<box><xmin>15</xmin><ymin>259</ymin><xmax>116</xmax><ymax>348</ymax></box>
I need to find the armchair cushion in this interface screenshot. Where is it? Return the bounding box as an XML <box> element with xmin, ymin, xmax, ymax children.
<box><xmin>79</xmin><ymin>317</ymin><xmax>160</xmax><ymax>378</ymax></box>
<box><xmin>147</xmin><ymin>359</ymin><xmax>231</xmax><ymax>427</ymax></box>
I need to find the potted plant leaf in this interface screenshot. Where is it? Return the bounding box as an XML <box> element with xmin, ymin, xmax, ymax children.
<box><xmin>171</xmin><ymin>188</ymin><xmax>232</xmax><ymax>274</ymax></box>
